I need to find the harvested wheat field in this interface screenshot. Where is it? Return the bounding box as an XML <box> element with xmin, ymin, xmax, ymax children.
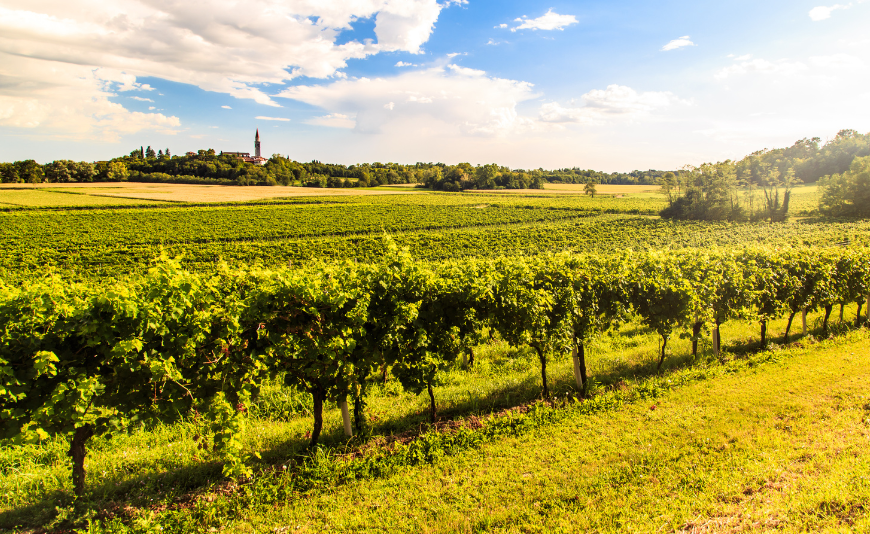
<box><xmin>5</xmin><ymin>182</ymin><xmax>420</xmax><ymax>203</ymax></box>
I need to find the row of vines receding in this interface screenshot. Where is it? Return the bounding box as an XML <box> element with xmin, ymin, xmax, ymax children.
<box><xmin>1</xmin><ymin>243</ymin><xmax>869</xmax><ymax>495</ymax></box>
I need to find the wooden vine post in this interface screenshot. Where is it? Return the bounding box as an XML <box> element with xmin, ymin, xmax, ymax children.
<box><xmin>340</xmin><ymin>400</ymin><xmax>353</xmax><ymax>437</ymax></box>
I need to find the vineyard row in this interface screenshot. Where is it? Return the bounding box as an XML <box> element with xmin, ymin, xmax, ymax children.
<box><xmin>1</xmin><ymin>245</ymin><xmax>868</xmax><ymax>495</ymax></box>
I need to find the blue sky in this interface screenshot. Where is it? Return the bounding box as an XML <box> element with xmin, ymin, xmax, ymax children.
<box><xmin>1</xmin><ymin>0</ymin><xmax>868</xmax><ymax>171</ymax></box>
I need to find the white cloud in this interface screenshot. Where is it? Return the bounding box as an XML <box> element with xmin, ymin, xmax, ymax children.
<box><xmin>511</xmin><ymin>10</ymin><xmax>578</xmax><ymax>32</ymax></box>
<box><xmin>130</xmin><ymin>96</ymin><xmax>154</xmax><ymax>102</ymax></box>
<box><xmin>495</xmin><ymin>23</ymin><xmax>508</xmax><ymax>29</ymax></box>
<box><xmin>0</xmin><ymin>0</ymin><xmax>459</xmax><ymax>140</ymax></box>
<box><xmin>486</xmin><ymin>39</ymin><xmax>502</xmax><ymax>46</ymax></box>
<box><xmin>255</xmin><ymin>116</ymin><xmax>291</xmax><ymax>121</ymax></box>
<box><xmin>715</xmin><ymin>58</ymin><xmax>809</xmax><ymax>80</ymax></box>
<box><xmin>307</xmin><ymin>113</ymin><xmax>356</xmax><ymax>129</ymax></box>
<box><xmin>395</xmin><ymin>61</ymin><xmax>417</xmax><ymax>67</ymax></box>
<box><xmin>276</xmin><ymin>64</ymin><xmax>539</xmax><ymax>136</ymax></box>
<box><xmin>221</xmin><ymin>105</ymin><xmax>232</xmax><ymax>109</ymax></box>
<box><xmin>809</xmin><ymin>53</ymin><xmax>866</xmax><ymax>69</ymax></box>
<box><xmin>809</xmin><ymin>4</ymin><xmax>849</xmax><ymax>20</ymax></box>
<box><xmin>661</xmin><ymin>36</ymin><xmax>695</xmax><ymax>52</ymax></box>
<box><xmin>0</xmin><ymin>54</ymin><xmax>179</xmax><ymax>140</ymax></box>
<box><xmin>539</xmin><ymin>85</ymin><xmax>684</xmax><ymax>125</ymax></box>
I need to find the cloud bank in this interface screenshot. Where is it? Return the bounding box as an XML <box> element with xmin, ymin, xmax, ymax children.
<box><xmin>0</xmin><ymin>0</ymin><xmax>457</xmax><ymax>140</ymax></box>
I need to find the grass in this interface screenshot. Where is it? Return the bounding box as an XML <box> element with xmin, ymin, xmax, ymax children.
<box><xmin>1</xmin><ymin>305</ymin><xmax>867</xmax><ymax>533</ymax></box>
<box><xmin>249</xmin><ymin>329</ymin><xmax>869</xmax><ymax>534</ymax></box>
<box><xmin>0</xmin><ymin>189</ymin><xmax>164</xmax><ymax>208</ymax></box>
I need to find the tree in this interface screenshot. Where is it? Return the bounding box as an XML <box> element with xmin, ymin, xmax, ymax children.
<box><xmin>14</xmin><ymin>160</ymin><xmax>44</xmax><ymax>183</ymax></box>
<box><xmin>106</xmin><ymin>161</ymin><xmax>129</xmax><ymax>181</ymax></box>
<box><xmin>661</xmin><ymin>171</ymin><xmax>677</xmax><ymax>205</ymax></box>
<box><xmin>44</xmin><ymin>160</ymin><xmax>75</xmax><ymax>183</ymax></box>
<box><xmin>74</xmin><ymin>161</ymin><xmax>96</xmax><ymax>182</ymax></box>
<box><xmin>818</xmin><ymin>156</ymin><xmax>870</xmax><ymax>217</ymax></box>
<box><xmin>0</xmin><ymin>163</ymin><xmax>18</xmax><ymax>183</ymax></box>
<box><xmin>145</xmin><ymin>146</ymin><xmax>157</xmax><ymax>158</ymax></box>
<box><xmin>584</xmin><ymin>179</ymin><xmax>598</xmax><ymax>198</ymax></box>
<box><xmin>659</xmin><ymin>162</ymin><xmax>745</xmax><ymax>221</ymax></box>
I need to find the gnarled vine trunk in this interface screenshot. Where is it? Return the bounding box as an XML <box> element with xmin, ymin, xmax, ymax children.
<box><xmin>69</xmin><ymin>424</ymin><xmax>94</xmax><ymax>497</ymax></box>
<box><xmin>427</xmin><ymin>381</ymin><xmax>437</xmax><ymax>423</ymax></box>
<box><xmin>691</xmin><ymin>321</ymin><xmax>702</xmax><ymax>357</ymax></box>
<box><xmin>310</xmin><ymin>386</ymin><xmax>324</xmax><ymax>447</ymax></box>
<box><xmin>784</xmin><ymin>311</ymin><xmax>797</xmax><ymax>343</ymax></box>
<box><xmin>657</xmin><ymin>335</ymin><xmax>668</xmax><ymax>371</ymax></box>
<box><xmin>822</xmin><ymin>305</ymin><xmax>833</xmax><ymax>337</ymax></box>
<box><xmin>857</xmin><ymin>300</ymin><xmax>865</xmax><ymax>328</ymax></box>
<box><xmin>760</xmin><ymin>320</ymin><xmax>767</xmax><ymax>347</ymax></box>
<box><xmin>534</xmin><ymin>346</ymin><xmax>549</xmax><ymax>398</ymax></box>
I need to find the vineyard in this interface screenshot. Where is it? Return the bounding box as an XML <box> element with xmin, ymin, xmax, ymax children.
<box><xmin>1</xmin><ymin>185</ymin><xmax>869</xmax><ymax>532</ymax></box>
<box><xmin>0</xmin><ymin>186</ymin><xmax>853</xmax><ymax>283</ymax></box>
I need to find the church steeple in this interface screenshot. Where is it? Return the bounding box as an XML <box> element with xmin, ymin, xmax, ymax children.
<box><xmin>254</xmin><ymin>128</ymin><xmax>261</xmax><ymax>158</ymax></box>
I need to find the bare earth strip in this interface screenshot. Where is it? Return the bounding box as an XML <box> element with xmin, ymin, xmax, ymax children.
<box><xmin>468</xmin><ymin>184</ymin><xmax>664</xmax><ymax>195</ymax></box>
<box><xmin>2</xmin><ymin>182</ymin><xmax>420</xmax><ymax>203</ymax></box>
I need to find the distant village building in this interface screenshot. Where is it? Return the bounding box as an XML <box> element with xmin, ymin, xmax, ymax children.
<box><xmin>221</xmin><ymin>129</ymin><xmax>267</xmax><ymax>165</ymax></box>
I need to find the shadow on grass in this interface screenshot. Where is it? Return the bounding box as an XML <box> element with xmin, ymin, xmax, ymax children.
<box><xmin>5</xmin><ymin>320</ymin><xmax>864</xmax><ymax>532</ymax></box>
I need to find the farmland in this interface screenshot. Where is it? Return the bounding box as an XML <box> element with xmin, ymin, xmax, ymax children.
<box><xmin>1</xmin><ymin>182</ymin><xmax>868</xmax><ymax>533</ymax></box>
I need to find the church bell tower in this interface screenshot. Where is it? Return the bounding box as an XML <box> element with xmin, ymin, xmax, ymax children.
<box><xmin>254</xmin><ymin>128</ymin><xmax>261</xmax><ymax>158</ymax></box>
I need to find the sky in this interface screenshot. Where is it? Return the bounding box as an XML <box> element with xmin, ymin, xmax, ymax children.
<box><xmin>1</xmin><ymin>0</ymin><xmax>869</xmax><ymax>171</ymax></box>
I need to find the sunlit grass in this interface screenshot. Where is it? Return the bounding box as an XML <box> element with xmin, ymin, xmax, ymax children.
<box><xmin>1</xmin><ymin>304</ymin><xmax>865</xmax><ymax>531</ymax></box>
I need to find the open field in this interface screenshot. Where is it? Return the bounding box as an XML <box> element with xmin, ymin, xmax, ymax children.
<box><xmin>0</xmin><ymin>182</ymin><xmax>419</xmax><ymax>204</ymax></box>
<box><xmin>0</xmin><ymin>188</ymin><xmax>167</xmax><ymax>208</ymax></box>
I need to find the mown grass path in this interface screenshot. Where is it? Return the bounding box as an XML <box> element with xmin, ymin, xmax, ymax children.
<box><xmin>243</xmin><ymin>335</ymin><xmax>870</xmax><ymax>534</ymax></box>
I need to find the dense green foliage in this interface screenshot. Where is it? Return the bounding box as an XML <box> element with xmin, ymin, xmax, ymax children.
<box><xmin>5</xmin><ymin>129</ymin><xmax>866</xmax><ymax>192</ymax></box>
<box><xmin>1</xmin><ymin>189</ymin><xmax>866</xmax><ymax>283</ymax></box>
<box><xmin>738</xmin><ymin>129</ymin><xmax>870</xmax><ymax>184</ymax></box>
<box><xmin>818</xmin><ymin>156</ymin><xmax>870</xmax><ymax>217</ymax></box>
<box><xmin>2</xmin><ymin>245</ymin><xmax>868</xmax><ymax>500</ymax></box>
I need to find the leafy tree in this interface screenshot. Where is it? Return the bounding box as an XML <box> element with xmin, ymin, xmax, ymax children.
<box><xmin>14</xmin><ymin>160</ymin><xmax>44</xmax><ymax>183</ymax></box>
<box><xmin>661</xmin><ymin>171</ymin><xmax>677</xmax><ymax>205</ymax></box>
<box><xmin>659</xmin><ymin>162</ymin><xmax>746</xmax><ymax>221</ymax></box>
<box><xmin>818</xmin><ymin>156</ymin><xmax>870</xmax><ymax>217</ymax></box>
<box><xmin>106</xmin><ymin>161</ymin><xmax>129</xmax><ymax>181</ymax></box>
<box><xmin>584</xmin><ymin>179</ymin><xmax>597</xmax><ymax>198</ymax></box>
<box><xmin>44</xmin><ymin>160</ymin><xmax>75</xmax><ymax>183</ymax></box>
<box><xmin>0</xmin><ymin>162</ymin><xmax>18</xmax><ymax>183</ymax></box>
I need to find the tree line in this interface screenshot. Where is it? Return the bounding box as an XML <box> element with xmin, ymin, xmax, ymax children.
<box><xmin>2</xmin><ymin>244</ymin><xmax>868</xmax><ymax>495</ymax></box>
<box><xmin>2</xmin><ymin>129</ymin><xmax>867</xmax><ymax>194</ymax></box>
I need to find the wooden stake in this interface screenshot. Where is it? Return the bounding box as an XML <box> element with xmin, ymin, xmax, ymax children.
<box><xmin>802</xmin><ymin>309</ymin><xmax>807</xmax><ymax>335</ymax></box>
<box><xmin>340</xmin><ymin>400</ymin><xmax>352</xmax><ymax>437</ymax></box>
